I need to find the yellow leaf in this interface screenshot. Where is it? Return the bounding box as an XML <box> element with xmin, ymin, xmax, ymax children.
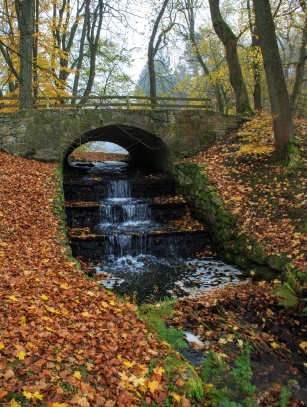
<box><xmin>153</xmin><ymin>366</ymin><xmax>165</xmax><ymax>376</ymax></box>
<box><xmin>82</xmin><ymin>311</ymin><xmax>91</xmax><ymax>317</ymax></box>
<box><xmin>216</xmin><ymin>353</ymin><xmax>228</xmax><ymax>361</ymax></box>
<box><xmin>237</xmin><ymin>339</ymin><xmax>244</xmax><ymax>347</ymax></box>
<box><xmin>17</xmin><ymin>350</ymin><xmax>26</xmax><ymax>360</ymax></box>
<box><xmin>161</xmin><ymin>341</ymin><xmax>171</xmax><ymax>348</ymax></box>
<box><xmin>117</xmin><ymin>354</ymin><xmax>122</xmax><ymax>359</ymax></box>
<box><xmin>170</xmin><ymin>392</ymin><xmax>181</xmax><ymax>402</ymax></box>
<box><xmin>218</xmin><ymin>338</ymin><xmax>227</xmax><ymax>345</ymax></box>
<box><xmin>8</xmin><ymin>296</ymin><xmax>18</xmax><ymax>302</ymax></box>
<box><xmin>100</xmin><ymin>301</ymin><xmax>109</xmax><ymax>309</ymax></box>
<box><xmin>60</xmin><ymin>283</ymin><xmax>70</xmax><ymax>290</ymax></box>
<box><xmin>118</xmin><ymin>371</ymin><xmax>129</xmax><ymax>381</ymax></box>
<box><xmin>19</xmin><ymin>316</ymin><xmax>27</xmax><ymax>326</ymax></box>
<box><xmin>61</xmin><ymin>308</ymin><xmax>69</xmax><ymax>315</ymax></box>
<box><xmin>273</xmin><ymin>279</ymin><xmax>281</xmax><ymax>284</ymax></box>
<box><xmin>148</xmin><ymin>380</ymin><xmax>160</xmax><ymax>394</ymax></box>
<box><xmin>41</xmin><ymin>294</ymin><xmax>49</xmax><ymax>301</ymax></box>
<box><xmin>128</xmin><ymin>374</ymin><xmax>145</xmax><ymax>387</ymax></box>
<box><xmin>26</xmin><ymin>342</ymin><xmax>35</xmax><ymax>348</ymax></box>
<box><xmin>51</xmin><ymin>404</ymin><xmax>69</xmax><ymax>407</ymax></box>
<box><xmin>10</xmin><ymin>399</ymin><xmax>21</xmax><ymax>407</ymax></box>
<box><xmin>123</xmin><ymin>361</ymin><xmax>134</xmax><ymax>368</ymax></box>
<box><xmin>271</xmin><ymin>342</ymin><xmax>280</xmax><ymax>349</ymax></box>
<box><xmin>299</xmin><ymin>341</ymin><xmax>307</xmax><ymax>352</ymax></box>
<box><xmin>109</xmin><ymin>300</ymin><xmax>115</xmax><ymax>306</ymax></box>
<box><xmin>45</xmin><ymin>306</ymin><xmax>60</xmax><ymax>314</ymax></box>
<box><xmin>87</xmin><ymin>291</ymin><xmax>96</xmax><ymax>296</ymax></box>
<box><xmin>23</xmin><ymin>391</ymin><xmax>33</xmax><ymax>399</ymax></box>
<box><xmin>33</xmin><ymin>391</ymin><xmax>43</xmax><ymax>400</ymax></box>
<box><xmin>0</xmin><ymin>342</ymin><xmax>5</xmax><ymax>350</ymax></box>
<box><xmin>73</xmin><ymin>371</ymin><xmax>82</xmax><ymax>379</ymax></box>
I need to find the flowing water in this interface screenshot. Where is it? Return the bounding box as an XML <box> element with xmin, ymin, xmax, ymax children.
<box><xmin>65</xmin><ymin>161</ymin><xmax>248</xmax><ymax>303</ymax></box>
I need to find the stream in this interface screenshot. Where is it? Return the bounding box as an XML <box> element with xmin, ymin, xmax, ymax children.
<box><xmin>64</xmin><ymin>160</ymin><xmax>248</xmax><ymax>304</ymax></box>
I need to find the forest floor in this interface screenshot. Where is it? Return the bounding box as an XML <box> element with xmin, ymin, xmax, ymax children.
<box><xmin>166</xmin><ymin>116</ymin><xmax>307</xmax><ymax>405</ymax></box>
<box><xmin>0</xmin><ymin>116</ymin><xmax>306</xmax><ymax>406</ymax></box>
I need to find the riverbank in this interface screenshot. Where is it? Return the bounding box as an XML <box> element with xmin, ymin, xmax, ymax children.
<box><xmin>0</xmin><ymin>153</ymin><xmax>170</xmax><ymax>406</ymax></box>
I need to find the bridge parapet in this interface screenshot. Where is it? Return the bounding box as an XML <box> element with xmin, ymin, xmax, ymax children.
<box><xmin>0</xmin><ymin>108</ymin><xmax>242</xmax><ymax>171</ymax></box>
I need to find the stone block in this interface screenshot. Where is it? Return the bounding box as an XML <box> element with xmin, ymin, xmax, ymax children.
<box><xmin>0</xmin><ymin>126</ymin><xmax>11</xmax><ymax>136</ymax></box>
<box><xmin>33</xmin><ymin>148</ymin><xmax>59</xmax><ymax>162</ymax></box>
<box><xmin>15</xmin><ymin>126</ymin><xmax>27</xmax><ymax>135</ymax></box>
<box><xmin>190</xmin><ymin>115</ymin><xmax>201</xmax><ymax>126</ymax></box>
<box><xmin>1</xmin><ymin>136</ymin><xmax>15</xmax><ymax>143</ymax></box>
<box><xmin>2</xmin><ymin>143</ymin><xmax>29</xmax><ymax>154</ymax></box>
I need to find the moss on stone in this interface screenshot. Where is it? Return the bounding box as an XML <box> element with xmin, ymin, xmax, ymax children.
<box><xmin>162</xmin><ymin>354</ymin><xmax>203</xmax><ymax>400</ymax></box>
<box><xmin>174</xmin><ymin>161</ymin><xmax>282</xmax><ymax>280</ymax></box>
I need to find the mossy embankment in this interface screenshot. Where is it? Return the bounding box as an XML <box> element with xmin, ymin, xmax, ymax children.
<box><xmin>174</xmin><ymin>117</ymin><xmax>306</xmax><ymax>284</ymax></box>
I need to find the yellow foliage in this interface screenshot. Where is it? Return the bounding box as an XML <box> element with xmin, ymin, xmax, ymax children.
<box><xmin>9</xmin><ymin>400</ymin><xmax>21</xmax><ymax>407</ymax></box>
<box><xmin>73</xmin><ymin>371</ymin><xmax>82</xmax><ymax>379</ymax></box>
<box><xmin>148</xmin><ymin>379</ymin><xmax>160</xmax><ymax>394</ymax></box>
<box><xmin>237</xmin><ymin>144</ymin><xmax>275</xmax><ymax>156</ymax></box>
<box><xmin>16</xmin><ymin>350</ymin><xmax>26</xmax><ymax>360</ymax></box>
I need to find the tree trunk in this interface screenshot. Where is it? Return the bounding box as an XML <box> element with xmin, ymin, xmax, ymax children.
<box><xmin>148</xmin><ymin>0</ymin><xmax>171</xmax><ymax>108</ymax></box>
<box><xmin>208</xmin><ymin>0</ymin><xmax>252</xmax><ymax>115</ymax></box>
<box><xmin>253</xmin><ymin>0</ymin><xmax>294</xmax><ymax>150</ymax></box>
<box><xmin>79</xmin><ymin>0</ymin><xmax>104</xmax><ymax>105</ymax></box>
<box><xmin>247</xmin><ymin>0</ymin><xmax>262</xmax><ymax>111</ymax></box>
<box><xmin>183</xmin><ymin>0</ymin><xmax>225</xmax><ymax>112</ymax></box>
<box><xmin>16</xmin><ymin>0</ymin><xmax>35</xmax><ymax>108</ymax></box>
<box><xmin>290</xmin><ymin>1</ymin><xmax>307</xmax><ymax>118</ymax></box>
<box><xmin>33</xmin><ymin>0</ymin><xmax>39</xmax><ymax>103</ymax></box>
<box><xmin>72</xmin><ymin>2</ymin><xmax>89</xmax><ymax>100</ymax></box>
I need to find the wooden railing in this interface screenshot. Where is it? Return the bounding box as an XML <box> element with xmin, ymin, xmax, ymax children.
<box><xmin>0</xmin><ymin>95</ymin><xmax>212</xmax><ymax>110</ymax></box>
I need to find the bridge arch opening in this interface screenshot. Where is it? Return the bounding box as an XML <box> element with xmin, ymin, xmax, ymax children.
<box><xmin>63</xmin><ymin>124</ymin><xmax>172</xmax><ymax>172</ymax></box>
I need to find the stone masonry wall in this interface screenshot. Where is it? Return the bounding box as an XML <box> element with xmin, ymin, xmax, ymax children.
<box><xmin>0</xmin><ymin>109</ymin><xmax>242</xmax><ymax>164</ymax></box>
<box><xmin>174</xmin><ymin>162</ymin><xmax>281</xmax><ymax>280</ymax></box>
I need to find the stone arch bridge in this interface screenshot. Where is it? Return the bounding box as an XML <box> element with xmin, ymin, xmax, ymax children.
<box><xmin>0</xmin><ymin>109</ymin><xmax>242</xmax><ymax>171</ymax></box>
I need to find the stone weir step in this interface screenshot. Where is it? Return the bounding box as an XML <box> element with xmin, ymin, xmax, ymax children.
<box><xmin>68</xmin><ymin>227</ymin><xmax>210</xmax><ymax>261</ymax></box>
<box><xmin>64</xmin><ymin>177</ymin><xmax>176</xmax><ymax>202</ymax></box>
<box><xmin>65</xmin><ymin>200</ymin><xmax>188</xmax><ymax>228</ymax></box>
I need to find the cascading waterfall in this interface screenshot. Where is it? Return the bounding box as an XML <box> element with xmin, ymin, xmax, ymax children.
<box><xmin>65</xmin><ymin>160</ymin><xmax>248</xmax><ymax>304</ymax></box>
<box><xmin>108</xmin><ymin>180</ymin><xmax>131</xmax><ymax>199</ymax></box>
<box><xmin>100</xmin><ymin>180</ymin><xmax>151</xmax><ymax>258</ymax></box>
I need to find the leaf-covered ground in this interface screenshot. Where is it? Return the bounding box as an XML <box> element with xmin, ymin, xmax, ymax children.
<box><xmin>167</xmin><ymin>281</ymin><xmax>307</xmax><ymax>405</ymax></box>
<box><xmin>181</xmin><ymin>117</ymin><xmax>306</xmax><ymax>273</ymax></box>
<box><xmin>168</xmin><ymin>117</ymin><xmax>307</xmax><ymax>404</ymax></box>
<box><xmin>0</xmin><ymin>117</ymin><xmax>306</xmax><ymax>406</ymax></box>
<box><xmin>0</xmin><ymin>153</ymin><xmax>170</xmax><ymax>406</ymax></box>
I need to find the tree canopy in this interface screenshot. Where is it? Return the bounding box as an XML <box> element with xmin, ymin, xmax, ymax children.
<box><xmin>0</xmin><ymin>0</ymin><xmax>306</xmax><ymax>149</ymax></box>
